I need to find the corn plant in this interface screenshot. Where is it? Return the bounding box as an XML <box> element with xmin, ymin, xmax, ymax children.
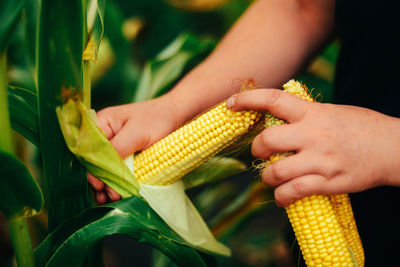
<box><xmin>1</xmin><ymin>0</ymin><xmax>259</xmax><ymax>266</ymax></box>
<box><xmin>1</xmin><ymin>0</ymin><xmax>340</xmax><ymax>266</ymax></box>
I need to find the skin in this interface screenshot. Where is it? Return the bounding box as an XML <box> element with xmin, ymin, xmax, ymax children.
<box><xmin>227</xmin><ymin>90</ymin><xmax>400</xmax><ymax>207</ymax></box>
<box><xmin>92</xmin><ymin>0</ymin><xmax>336</xmax><ymax>203</ymax></box>
<box><xmin>91</xmin><ymin>0</ymin><xmax>400</xmax><ymax>206</ymax></box>
<box><xmin>89</xmin><ymin>97</ymin><xmax>180</xmax><ymax>203</ymax></box>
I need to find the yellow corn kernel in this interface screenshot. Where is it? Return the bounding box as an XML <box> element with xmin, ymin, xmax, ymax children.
<box><xmin>134</xmin><ymin>101</ymin><xmax>262</xmax><ymax>185</ymax></box>
<box><xmin>330</xmin><ymin>194</ymin><xmax>365</xmax><ymax>266</ymax></box>
<box><xmin>264</xmin><ymin>80</ymin><xmax>364</xmax><ymax>267</ymax></box>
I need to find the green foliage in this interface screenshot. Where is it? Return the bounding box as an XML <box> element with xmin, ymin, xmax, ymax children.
<box><xmin>2</xmin><ymin>0</ymin><xmax>340</xmax><ymax>266</ymax></box>
<box><xmin>0</xmin><ymin>0</ymin><xmax>27</xmax><ymax>53</ymax></box>
<box><xmin>133</xmin><ymin>33</ymin><xmax>215</xmax><ymax>102</ymax></box>
<box><xmin>0</xmin><ymin>151</ymin><xmax>42</xmax><ymax>218</ymax></box>
<box><xmin>182</xmin><ymin>157</ymin><xmax>246</xmax><ymax>189</ymax></box>
<box><xmin>7</xmin><ymin>85</ymin><xmax>39</xmax><ymax>146</ymax></box>
<box><xmin>36</xmin><ymin>0</ymin><xmax>93</xmax><ymax>230</ymax></box>
<box><xmin>0</xmin><ymin>53</ymin><xmax>13</xmax><ymax>154</ymax></box>
<box><xmin>85</xmin><ymin>0</ymin><xmax>106</xmax><ymax>62</ymax></box>
<box><xmin>35</xmin><ymin>196</ymin><xmax>205</xmax><ymax>267</ymax></box>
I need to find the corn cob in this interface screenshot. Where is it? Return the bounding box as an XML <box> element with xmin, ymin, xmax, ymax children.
<box><xmin>264</xmin><ymin>80</ymin><xmax>364</xmax><ymax>267</ymax></box>
<box><xmin>134</xmin><ymin>101</ymin><xmax>262</xmax><ymax>185</ymax></box>
<box><xmin>330</xmin><ymin>194</ymin><xmax>364</xmax><ymax>266</ymax></box>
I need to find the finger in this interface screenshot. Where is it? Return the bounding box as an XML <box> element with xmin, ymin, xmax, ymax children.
<box><xmin>274</xmin><ymin>174</ymin><xmax>328</xmax><ymax>207</ymax></box>
<box><xmin>87</xmin><ymin>173</ymin><xmax>105</xmax><ymax>191</ymax></box>
<box><xmin>96</xmin><ymin>191</ymin><xmax>108</xmax><ymax>205</ymax></box>
<box><xmin>110</xmin><ymin>125</ymin><xmax>146</xmax><ymax>158</ymax></box>
<box><xmin>96</xmin><ymin>115</ymin><xmax>115</xmax><ymax>139</ymax></box>
<box><xmin>251</xmin><ymin>124</ymin><xmax>302</xmax><ymax>159</ymax></box>
<box><xmin>105</xmin><ymin>186</ymin><xmax>121</xmax><ymax>202</ymax></box>
<box><xmin>227</xmin><ymin>89</ymin><xmax>309</xmax><ymax>122</ymax></box>
<box><xmin>262</xmin><ymin>153</ymin><xmax>316</xmax><ymax>187</ymax></box>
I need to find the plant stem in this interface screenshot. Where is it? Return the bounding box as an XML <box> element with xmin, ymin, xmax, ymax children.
<box><xmin>8</xmin><ymin>214</ymin><xmax>35</xmax><ymax>267</ymax></box>
<box><xmin>82</xmin><ymin>0</ymin><xmax>91</xmax><ymax>108</ymax></box>
<box><xmin>0</xmin><ymin>52</ymin><xmax>13</xmax><ymax>154</ymax></box>
<box><xmin>83</xmin><ymin>60</ymin><xmax>91</xmax><ymax>108</ymax></box>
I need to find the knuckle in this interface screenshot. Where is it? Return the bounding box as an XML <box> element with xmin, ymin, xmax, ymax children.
<box><xmin>324</xmin><ymin>157</ymin><xmax>342</xmax><ymax>179</ymax></box>
<box><xmin>274</xmin><ymin>189</ymin><xmax>285</xmax><ymax>207</ymax></box>
<box><xmin>96</xmin><ymin>107</ymin><xmax>113</xmax><ymax>117</ymax></box>
<box><xmin>264</xmin><ymin>89</ymin><xmax>283</xmax><ymax>105</ymax></box>
<box><xmin>269</xmin><ymin>162</ymin><xmax>286</xmax><ymax>184</ymax></box>
<box><xmin>96</xmin><ymin>116</ymin><xmax>109</xmax><ymax>128</ymax></box>
<box><xmin>260</xmin><ymin>130</ymin><xmax>273</xmax><ymax>149</ymax></box>
<box><xmin>292</xmin><ymin>178</ymin><xmax>308</xmax><ymax>195</ymax></box>
<box><xmin>96</xmin><ymin>111</ymin><xmax>112</xmax><ymax>126</ymax></box>
<box><xmin>251</xmin><ymin>131</ymin><xmax>272</xmax><ymax>158</ymax></box>
<box><xmin>261</xmin><ymin>168</ymin><xmax>272</xmax><ymax>186</ymax></box>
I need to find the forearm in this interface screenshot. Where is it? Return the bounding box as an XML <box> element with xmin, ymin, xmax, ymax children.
<box><xmin>163</xmin><ymin>0</ymin><xmax>335</xmax><ymax>124</ymax></box>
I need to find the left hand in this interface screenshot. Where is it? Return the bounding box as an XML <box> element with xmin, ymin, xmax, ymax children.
<box><xmin>227</xmin><ymin>89</ymin><xmax>400</xmax><ymax>207</ymax></box>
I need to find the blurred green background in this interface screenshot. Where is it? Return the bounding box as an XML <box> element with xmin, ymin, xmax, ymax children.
<box><xmin>2</xmin><ymin>0</ymin><xmax>338</xmax><ymax>266</ymax></box>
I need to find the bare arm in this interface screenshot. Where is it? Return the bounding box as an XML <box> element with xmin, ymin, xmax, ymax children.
<box><xmin>165</xmin><ymin>0</ymin><xmax>335</xmax><ymax>124</ymax></box>
<box><xmin>92</xmin><ymin>0</ymin><xmax>335</xmax><ymax>203</ymax></box>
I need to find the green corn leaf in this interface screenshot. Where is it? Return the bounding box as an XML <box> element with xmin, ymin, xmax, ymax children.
<box><xmin>133</xmin><ymin>33</ymin><xmax>214</xmax><ymax>102</ymax></box>
<box><xmin>22</xmin><ymin>0</ymin><xmax>39</xmax><ymax>78</ymax></box>
<box><xmin>35</xmin><ymin>196</ymin><xmax>206</xmax><ymax>267</ymax></box>
<box><xmin>0</xmin><ymin>0</ymin><xmax>28</xmax><ymax>53</ymax></box>
<box><xmin>97</xmin><ymin>1</ymin><xmax>140</xmax><ymax>104</ymax></box>
<box><xmin>182</xmin><ymin>157</ymin><xmax>246</xmax><ymax>189</ymax></box>
<box><xmin>37</xmin><ymin>0</ymin><xmax>93</xmax><ymax>230</ymax></box>
<box><xmin>133</xmin><ymin>52</ymin><xmax>191</xmax><ymax>102</ymax></box>
<box><xmin>209</xmin><ymin>182</ymin><xmax>273</xmax><ymax>242</ymax></box>
<box><xmin>0</xmin><ymin>52</ymin><xmax>13</xmax><ymax>154</ymax></box>
<box><xmin>0</xmin><ymin>151</ymin><xmax>43</xmax><ymax>218</ymax></box>
<box><xmin>7</xmin><ymin>85</ymin><xmax>39</xmax><ymax>146</ymax></box>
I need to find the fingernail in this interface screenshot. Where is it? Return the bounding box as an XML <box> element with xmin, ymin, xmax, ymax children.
<box><xmin>227</xmin><ymin>96</ymin><xmax>235</xmax><ymax>108</ymax></box>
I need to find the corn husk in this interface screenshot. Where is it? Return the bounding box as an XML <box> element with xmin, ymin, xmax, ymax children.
<box><xmin>56</xmin><ymin>99</ymin><xmax>230</xmax><ymax>256</ymax></box>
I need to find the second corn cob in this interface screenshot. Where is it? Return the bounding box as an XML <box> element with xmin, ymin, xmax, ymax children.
<box><xmin>133</xmin><ymin>79</ymin><xmax>364</xmax><ymax>266</ymax></box>
<box><xmin>264</xmin><ymin>80</ymin><xmax>364</xmax><ymax>266</ymax></box>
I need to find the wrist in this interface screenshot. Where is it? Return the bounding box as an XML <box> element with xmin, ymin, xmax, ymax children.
<box><xmin>380</xmin><ymin>116</ymin><xmax>400</xmax><ymax>187</ymax></box>
<box><xmin>162</xmin><ymin>68</ymin><xmax>239</xmax><ymax>125</ymax></box>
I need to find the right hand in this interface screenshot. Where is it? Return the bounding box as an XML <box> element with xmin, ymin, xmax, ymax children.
<box><xmin>88</xmin><ymin>97</ymin><xmax>180</xmax><ymax>204</ymax></box>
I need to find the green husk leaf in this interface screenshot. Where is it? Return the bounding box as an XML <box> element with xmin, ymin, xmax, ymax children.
<box><xmin>182</xmin><ymin>157</ymin><xmax>246</xmax><ymax>189</ymax></box>
<box><xmin>0</xmin><ymin>151</ymin><xmax>43</xmax><ymax>218</ymax></box>
<box><xmin>56</xmin><ymin>99</ymin><xmax>139</xmax><ymax>198</ymax></box>
<box><xmin>7</xmin><ymin>85</ymin><xmax>39</xmax><ymax>146</ymax></box>
<box><xmin>35</xmin><ymin>196</ymin><xmax>206</xmax><ymax>267</ymax></box>
<box><xmin>139</xmin><ymin>181</ymin><xmax>231</xmax><ymax>257</ymax></box>
<box><xmin>56</xmin><ymin>99</ymin><xmax>229</xmax><ymax>256</ymax></box>
<box><xmin>0</xmin><ymin>0</ymin><xmax>28</xmax><ymax>53</ymax></box>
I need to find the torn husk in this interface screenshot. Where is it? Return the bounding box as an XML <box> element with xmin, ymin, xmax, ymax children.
<box><xmin>139</xmin><ymin>181</ymin><xmax>231</xmax><ymax>256</ymax></box>
<box><xmin>56</xmin><ymin>99</ymin><xmax>139</xmax><ymax>198</ymax></box>
<box><xmin>57</xmin><ymin>99</ymin><xmax>231</xmax><ymax>256</ymax></box>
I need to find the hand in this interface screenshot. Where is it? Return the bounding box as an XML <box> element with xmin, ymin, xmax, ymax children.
<box><xmin>88</xmin><ymin>96</ymin><xmax>180</xmax><ymax>204</ymax></box>
<box><xmin>227</xmin><ymin>89</ymin><xmax>400</xmax><ymax>207</ymax></box>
